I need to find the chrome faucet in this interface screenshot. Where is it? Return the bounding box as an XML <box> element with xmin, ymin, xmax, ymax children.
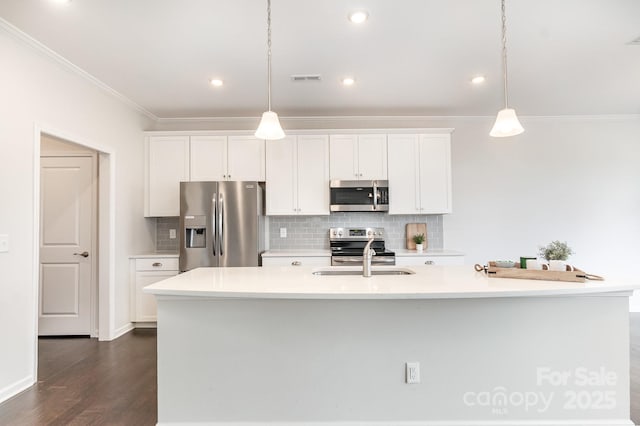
<box><xmin>363</xmin><ymin>237</ymin><xmax>376</xmax><ymax>277</ymax></box>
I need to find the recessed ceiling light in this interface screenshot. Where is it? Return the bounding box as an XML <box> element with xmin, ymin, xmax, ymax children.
<box><xmin>210</xmin><ymin>79</ymin><xmax>224</xmax><ymax>87</ymax></box>
<box><xmin>348</xmin><ymin>11</ymin><xmax>368</xmax><ymax>24</ymax></box>
<box><xmin>342</xmin><ymin>77</ymin><xmax>355</xmax><ymax>86</ymax></box>
<box><xmin>471</xmin><ymin>75</ymin><xmax>486</xmax><ymax>84</ymax></box>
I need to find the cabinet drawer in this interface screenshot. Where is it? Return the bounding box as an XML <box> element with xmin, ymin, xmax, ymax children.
<box><xmin>262</xmin><ymin>256</ymin><xmax>330</xmax><ymax>267</ymax></box>
<box><xmin>135</xmin><ymin>257</ymin><xmax>179</xmax><ymax>271</ymax></box>
<box><xmin>396</xmin><ymin>256</ymin><xmax>464</xmax><ymax>267</ymax></box>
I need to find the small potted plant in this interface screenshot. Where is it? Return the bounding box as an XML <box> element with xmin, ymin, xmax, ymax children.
<box><xmin>412</xmin><ymin>234</ymin><xmax>426</xmax><ymax>252</ymax></box>
<box><xmin>538</xmin><ymin>241</ymin><xmax>574</xmax><ymax>271</ymax></box>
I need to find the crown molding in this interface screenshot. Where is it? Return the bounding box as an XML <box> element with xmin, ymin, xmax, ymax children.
<box><xmin>0</xmin><ymin>17</ymin><xmax>158</xmax><ymax>121</ymax></box>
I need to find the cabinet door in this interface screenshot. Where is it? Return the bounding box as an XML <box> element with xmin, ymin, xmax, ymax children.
<box><xmin>329</xmin><ymin>135</ymin><xmax>358</xmax><ymax>180</ymax></box>
<box><xmin>358</xmin><ymin>134</ymin><xmax>387</xmax><ymax>180</ymax></box>
<box><xmin>147</xmin><ymin>136</ymin><xmax>189</xmax><ymax>217</ymax></box>
<box><xmin>387</xmin><ymin>134</ymin><xmax>421</xmax><ymax>215</ymax></box>
<box><xmin>419</xmin><ymin>135</ymin><xmax>452</xmax><ymax>214</ymax></box>
<box><xmin>265</xmin><ymin>137</ymin><xmax>297</xmax><ymax>215</ymax></box>
<box><xmin>297</xmin><ymin>135</ymin><xmax>330</xmax><ymax>215</ymax></box>
<box><xmin>228</xmin><ymin>136</ymin><xmax>265</xmax><ymax>181</ymax></box>
<box><xmin>190</xmin><ymin>136</ymin><xmax>227</xmax><ymax>181</ymax></box>
<box><xmin>134</xmin><ymin>270</ymin><xmax>177</xmax><ymax>322</ymax></box>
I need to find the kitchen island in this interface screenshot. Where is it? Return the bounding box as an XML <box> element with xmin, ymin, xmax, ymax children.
<box><xmin>145</xmin><ymin>265</ymin><xmax>638</xmax><ymax>425</ymax></box>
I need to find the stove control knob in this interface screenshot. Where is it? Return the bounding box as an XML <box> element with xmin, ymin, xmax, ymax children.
<box><xmin>337</xmin><ymin>230</ymin><xmax>343</xmax><ymax>237</ymax></box>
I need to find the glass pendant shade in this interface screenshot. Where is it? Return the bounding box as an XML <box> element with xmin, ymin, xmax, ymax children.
<box><xmin>489</xmin><ymin>108</ymin><xmax>524</xmax><ymax>137</ymax></box>
<box><xmin>255</xmin><ymin>111</ymin><xmax>285</xmax><ymax>140</ymax></box>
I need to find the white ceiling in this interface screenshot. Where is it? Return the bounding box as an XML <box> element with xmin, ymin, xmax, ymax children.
<box><xmin>1</xmin><ymin>0</ymin><xmax>639</xmax><ymax>119</ymax></box>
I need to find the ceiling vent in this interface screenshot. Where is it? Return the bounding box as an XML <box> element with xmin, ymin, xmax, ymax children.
<box><xmin>291</xmin><ymin>74</ymin><xmax>322</xmax><ymax>82</ymax></box>
<box><xmin>628</xmin><ymin>36</ymin><xmax>640</xmax><ymax>45</ymax></box>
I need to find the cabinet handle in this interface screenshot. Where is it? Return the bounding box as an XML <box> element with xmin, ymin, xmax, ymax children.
<box><xmin>152</xmin><ymin>262</ymin><xmax>162</xmax><ymax>267</ymax></box>
<box><xmin>424</xmin><ymin>260</ymin><xmax>434</xmax><ymax>265</ymax></box>
<box><xmin>291</xmin><ymin>261</ymin><xmax>302</xmax><ymax>266</ymax></box>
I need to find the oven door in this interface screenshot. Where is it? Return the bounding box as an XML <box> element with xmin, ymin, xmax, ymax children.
<box><xmin>331</xmin><ymin>256</ymin><xmax>396</xmax><ymax>266</ymax></box>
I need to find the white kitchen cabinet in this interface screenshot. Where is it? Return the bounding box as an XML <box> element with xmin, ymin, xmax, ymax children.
<box><xmin>329</xmin><ymin>134</ymin><xmax>387</xmax><ymax>180</ymax></box>
<box><xmin>190</xmin><ymin>136</ymin><xmax>227</xmax><ymax>181</ymax></box>
<box><xmin>266</xmin><ymin>135</ymin><xmax>330</xmax><ymax>215</ymax></box>
<box><xmin>262</xmin><ymin>256</ymin><xmax>331</xmax><ymax>267</ymax></box>
<box><xmin>388</xmin><ymin>133</ymin><xmax>452</xmax><ymax>214</ymax></box>
<box><xmin>395</xmin><ymin>255</ymin><xmax>464</xmax><ymax>266</ymax></box>
<box><xmin>130</xmin><ymin>256</ymin><xmax>179</xmax><ymax>323</ymax></box>
<box><xmin>146</xmin><ymin>136</ymin><xmax>190</xmax><ymax>217</ymax></box>
<box><xmin>190</xmin><ymin>135</ymin><xmax>265</xmax><ymax>182</ymax></box>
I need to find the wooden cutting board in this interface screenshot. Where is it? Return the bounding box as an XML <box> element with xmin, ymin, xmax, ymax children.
<box><xmin>406</xmin><ymin>223</ymin><xmax>427</xmax><ymax>249</ymax></box>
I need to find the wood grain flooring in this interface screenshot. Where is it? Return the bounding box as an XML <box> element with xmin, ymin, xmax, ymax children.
<box><xmin>0</xmin><ymin>316</ymin><xmax>638</xmax><ymax>425</ymax></box>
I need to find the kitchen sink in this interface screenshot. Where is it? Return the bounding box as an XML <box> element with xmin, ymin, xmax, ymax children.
<box><xmin>312</xmin><ymin>267</ymin><xmax>415</xmax><ymax>276</ymax></box>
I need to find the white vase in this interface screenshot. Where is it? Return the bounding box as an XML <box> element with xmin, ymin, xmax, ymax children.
<box><xmin>549</xmin><ymin>260</ymin><xmax>567</xmax><ymax>271</ymax></box>
<box><xmin>415</xmin><ymin>244</ymin><xmax>424</xmax><ymax>252</ymax></box>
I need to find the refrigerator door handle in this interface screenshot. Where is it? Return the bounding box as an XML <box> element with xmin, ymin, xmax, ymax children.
<box><xmin>212</xmin><ymin>194</ymin><xmax>217</xmax><ymax>256</ymax></box>
<box><xmin>219</xmin><ymin>192</ymin><xmax>224</xmax><ymax>256</ymax></box>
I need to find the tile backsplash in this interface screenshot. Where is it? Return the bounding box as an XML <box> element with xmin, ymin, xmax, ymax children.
<box><xmin>268</xmin><ymin>213</ymin><xmax>443</xmax><ymax>250</ymax></box>
<box><xmin>155</xmin><ymin>213</ymin><xmax>443</xmax><ymax>252</ymax></box>
<box><xmin>156</xmin><ymin>217</ymin><xmax>179</xmax><ymax>251</ymax></box>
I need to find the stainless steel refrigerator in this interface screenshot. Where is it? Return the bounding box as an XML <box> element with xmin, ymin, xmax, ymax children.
<box><xmin>179</xmin><ymin>181</ymin><xmax>265</xmax><ymax>272</ymax></box>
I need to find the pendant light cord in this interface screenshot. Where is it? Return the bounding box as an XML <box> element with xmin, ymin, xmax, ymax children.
<box><xmin>267</xmin><ymin>0</ymin><xmax>272</xmax><ymax>111</ymax></box>
<box><xmin>501</xmin><ymin>0</ymin><xmax>509</xmax><ymax>109</ymax></box>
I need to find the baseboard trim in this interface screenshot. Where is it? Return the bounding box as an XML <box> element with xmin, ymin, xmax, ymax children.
<box><xmin>133</xmin><ymin>322</ymin><xmax>157</xmax><ymax>329</ymax></box>
<box><xmin>157</xmin><ymin>420</ymin><xmax>634</xmax><ymax>426</ymax></box>
<box><xmin>108</xmin><ymin>322</ymin><xmax>134</xmax><ymax>341</ymax></box>
<box><xmin>0</xmin><ymin>375</ymin><xmax>35</xmax><ymax>404</ymax></box>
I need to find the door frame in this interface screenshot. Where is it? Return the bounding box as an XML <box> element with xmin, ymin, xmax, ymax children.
<box><xmin>32</xmin><ymin>123</ymin><xmax>117</xmax><ymax>373</ymax></box>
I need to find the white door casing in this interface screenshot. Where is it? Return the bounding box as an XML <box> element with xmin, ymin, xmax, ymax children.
<box><xmin>39</xmin><ymin>156</ymin><xmax>95</xmax><ymax>335</ymax></box>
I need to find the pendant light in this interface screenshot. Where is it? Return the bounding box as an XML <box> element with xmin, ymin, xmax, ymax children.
<box><xmin>490</xmin><ymin>0</ymin><xmax>524</xmax><ymax>137</ymax></box>
<box><xmin>255</xmin><ymin>0</ymin><xmax>285</xmax><ymax>140</ymax></box>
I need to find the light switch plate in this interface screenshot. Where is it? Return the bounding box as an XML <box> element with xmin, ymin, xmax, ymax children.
<box><xmin>0</xmin><ymin>234</ymin><xmax>8</xmax><ymax>253</ymax></box>
<box><xmin>169</xmin><ymin>229</ymin><xmax>177</xmax><ymax>239</ymax></box>
<box><xmin>406</xmin><ymin>362</ymin><xmax>420</xmax><ymax>384</ymax></box>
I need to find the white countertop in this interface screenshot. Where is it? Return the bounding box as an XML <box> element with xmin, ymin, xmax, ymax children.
<box><xmin>261</xmin><ymin>249</ymin><xmax>330</xmax><ymax>257</ymax></box>
<box><xmin>392</xmin><ymin>248</ymin><xmax>464</xmax><ymax>256</ymax></box>
<box><xmin>130</xmin><ymin>252</ymin><xmax>179</xmax><ymax>259</ymax></box>
<box><xmin>261</xmin><ymin>249</ymin><xmax>463</xmax><ymax>257</ymax></box>
<box><xmin>144</xmin><ymin>265</ymin><xmax>639</xmax><ymax>300</ymax></box>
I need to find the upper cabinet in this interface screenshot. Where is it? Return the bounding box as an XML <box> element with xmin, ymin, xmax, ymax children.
<box><xmin>329</xmin><ymin>134</ymin><xmax>387</xmax><ymax>180</ymax></box>
<box><xmin>190</xmin><ymin>135</ymin><xmax>265</xmax><ymax>182</ymax></box>
<box><xmin>145</xmin><ymin>134</ymin><xmax>266</xmax><ymax>217</ymax></box>
<box><xmin>146</xmin><ymin>136</ymin><xmax>190</xmax><ymax>217</ymax></box>
<box><xmin>266</xmin><ymin>135</ymin><xmax>330</xmax><ymax>216</ymax></box>
<box><xmin>387</xmin><ymin>134</ymin><xmax>452</xmax><ymax>214</ymax></box>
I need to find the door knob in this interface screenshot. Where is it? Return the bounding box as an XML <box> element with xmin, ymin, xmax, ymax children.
<box><xmin>74</xmin><ymin>251</ymin><xmax>89</xmax><ymax>258</ymax></box>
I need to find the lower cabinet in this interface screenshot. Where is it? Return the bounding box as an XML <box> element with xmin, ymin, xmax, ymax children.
<box><xmin>262</xmin><ymin>256</ymin><xmax>331</xmax><ymax>267</ymax></box>
<box><xmin>396</xmin><ymin>255</ymin><xmax>465</xmax><ymax>266</ymax></box>
<box><xmin>130</xmin><ymin>257</ymin><xmax>179</xmax><ymax>324</ymax></box>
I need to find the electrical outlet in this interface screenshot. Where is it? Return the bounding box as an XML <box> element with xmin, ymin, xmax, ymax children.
<box><xmin>280</xmin><ymin>228</ymin><xmax>287</xmax><ymax>238</ymax></box>
<box><xmin>406</xmin><ymin>362</ymin><xmax>420</xmax><ymax>384</ymax></box>
<box><xmin>169</xmin><ymin>229</ymin><xmax>177</xmax><ymax>239</ymax></box>
<box><xmin>0</xmin><ymin>234</ymin><xmax>8</xmax><ymax>253</ymax></box>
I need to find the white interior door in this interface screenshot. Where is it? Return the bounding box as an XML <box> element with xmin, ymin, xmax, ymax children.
<box><xmin>39</xmin><ymin>156</ymin><xmax>95</xmax><ymax>335</ymax></box>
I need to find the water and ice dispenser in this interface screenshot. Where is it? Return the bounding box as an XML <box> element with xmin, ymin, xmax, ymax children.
<box><xmin>184</xmin><ymin>215</ymin><xmax>206</xmax><ymax>248</ymax></box>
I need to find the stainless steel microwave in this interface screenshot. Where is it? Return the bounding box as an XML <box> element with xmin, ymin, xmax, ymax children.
<box><xmin>329</xmin><ymin>180</ymin><xmax>389</xmax><ymax>212</ymax></box>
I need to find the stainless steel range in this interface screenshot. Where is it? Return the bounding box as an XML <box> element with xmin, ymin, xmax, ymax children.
<box><xmin>329</xmin><ymin>227</ymin><xmax>396</xmax><ymax>266</ymax></box>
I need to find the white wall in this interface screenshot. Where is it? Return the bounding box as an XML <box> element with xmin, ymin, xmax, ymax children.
<box><xmin>0</xmin><ymin>25</ymin><xmax>154</xmax><ymax>402</ymax></box>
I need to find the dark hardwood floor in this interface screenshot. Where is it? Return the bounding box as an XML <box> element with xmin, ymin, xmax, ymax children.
<box><xmin>0</xmin><ymin>329</ymin><xmax>157</xmax><ymax>426</ymax></box>
<box><xmin>0</xmin><ymin>316</ymin><xmax>639</xmax><ymax>425</ymax></box>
